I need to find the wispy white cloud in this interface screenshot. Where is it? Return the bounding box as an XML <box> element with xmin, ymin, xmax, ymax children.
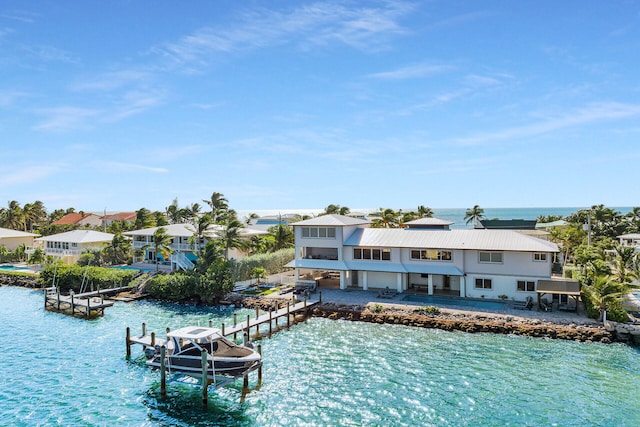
<box><xmin>424</xmin><ymin>11</ymin><xmax>493</xmax><ymax>31</ymax></box>
<box><xmin>23</xmin><ymin>44</ymin><xmax>77</xmax><ymax>63</ymax></box>
<box><xmin>107</xmin><ymin>90</ymin><xmax>165</xmax><ymax>121</ymax></box>
<box><xmin>0</xmin><ymin>11</ymin><xmax>37</xmax><ymax>24</ymax></box>
<box><xmin>449</xmin><ymin>102</ymin><xmax>640</xmax><ymax>146</ymax></box>
<box><xmin>71</xmin><ymin>70</ymin><xmax>153</xmax><ymax>92</ymax></box>
<box><xmin>95</xmin><ymin>161</ymin><xmax>168</xmax><ymax>174</ymax></box>
<box><xmin>0</xmin><ymin>90</ymin><xmax>29</xmax><ymax>108</ymax></box>
<box><xmin>0</xmin><ymin>164</ymin><xmax>59</xmax><ymax>186</ymax></box>
<box><xmin>33</xmin><ymin>106</ymin><xmax>101</xmax><ymax>131</ymax></box>
<box><xmin>368</xmin><ymin>63</ymin><xmax>453</xmax><ymax>80</ymax></box>
<box><xmin>153</xmin><ymin>1</ymin><xmax>415</xmax><ymax>71</ymax></box>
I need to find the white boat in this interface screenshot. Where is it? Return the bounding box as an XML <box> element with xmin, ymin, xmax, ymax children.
<box><xmin>146</xmin><ymin>326</ymin><xmax>262</xmax><ymax>379</ymax></box>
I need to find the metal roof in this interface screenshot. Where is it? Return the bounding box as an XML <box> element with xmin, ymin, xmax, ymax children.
<box><xmin>0</xmin><ymin>227</ymin><xmax>39</xmax><ymax>239</ymax></box>
<box><xmin>404</xmin><ymin>217</ymin><xmax>454</xmax><ymax>226</ymax></box>
<box><xmin>35</xmin><ymin>230</ymin><xmax>114</xmax><ymax>244</ymax></box>
<box><xmin>292</xmin><ymin>214</ymin><xmax>370</xmax><ymax>227</ymax></box>
<box><xmin>344</xmin><ymin>228</ymin><xmax>558</xmax><ymax>252</ymax></box>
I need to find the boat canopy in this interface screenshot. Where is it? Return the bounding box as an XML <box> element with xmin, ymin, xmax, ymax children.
<box><xmin>167</xmin><ymin>326</ymin><xmax>222</xmax><ymax>341</ymax></box>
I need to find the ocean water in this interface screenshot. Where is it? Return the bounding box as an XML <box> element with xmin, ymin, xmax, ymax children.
<box><xmin>2</xmin><ymin>286</ymin><xmax>640</xmax><ymax>426</ymax></box>
<box><xmin>238</xmin><ymin>207</ymin><xmax>634</xmax><ymax>229</ymax></box>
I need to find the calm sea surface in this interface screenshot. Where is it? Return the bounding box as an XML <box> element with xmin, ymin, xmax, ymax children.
<box><xmin>1</xmin><ymin>286</ymin><xmax>639</xmax><ymax>426</ymax></box>
<box><xmin>239</xmin><ymin>207</ymin><xmax>634</xmax><ymax>229</ymax></box>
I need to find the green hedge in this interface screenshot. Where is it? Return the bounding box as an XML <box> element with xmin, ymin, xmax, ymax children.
<box><xmin>38</xmin><ymin>264</ymin><xmax>138</xmax><ymax>292</ymax></box>
<box><xmin>229</xmin><ymin>248</ymin><xmax>294</xmax><ymax>282</ymax></box>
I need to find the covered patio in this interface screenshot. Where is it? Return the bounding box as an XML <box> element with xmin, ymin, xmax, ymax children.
<box><xmin>536</xmin><ymin>279</ymin><xmax>581</xmax><ymax>312</ymax></box>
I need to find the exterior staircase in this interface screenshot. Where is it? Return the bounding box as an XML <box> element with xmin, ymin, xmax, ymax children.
<box><xmin>171</xmin><ymin>252</ymin><xmax>195</xmax><ymax>271</ymax></box>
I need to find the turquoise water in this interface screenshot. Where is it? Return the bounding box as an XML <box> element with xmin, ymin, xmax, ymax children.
<box><xmin>2</xmin><ymin>286</ymin><xmax>640</xmax><ymax>426</ymax></box>
<box><xmin>403</xmin><ymin>294</ymin><xmax>507</xmax><ymax>311</ymax></box>
<box><xmin>0</xmin><ymin>265</ymin><xmax>32</xmax><ymax>272</ymax></box>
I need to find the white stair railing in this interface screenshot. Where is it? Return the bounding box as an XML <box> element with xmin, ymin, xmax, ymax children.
<box><xmin>171</xmin><ymin>252</ymin><xmax>194</xmax><ymax>271</ymax></box>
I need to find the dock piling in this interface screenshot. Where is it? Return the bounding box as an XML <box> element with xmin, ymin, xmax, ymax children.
<box><xmin>142</xmin><ymin>323</ymin><xmax>146</xmax><ymax>337</ymax></box>
<box><xmin>126</xmin><ymin>327</ymin><xmax>131</xmax><ymax>359</ymax></box>
<box><xmin>287</xmin><ymin>302</ymin><xmax>290</xmax><ymax>328</ymax></box>
<box><xmin>201</xmin><ymin>349</ymin><xmax>208</xmax><ymax>408</ymax></box>
<box><xmin>257</xmin><ymin>344</ymin><xmax>262</xmax><ymax>383</ymax></box>
<box><xmin>160</xmin><ymin>346</ymin><xmax>167</xmax><ymax>397</ymax></box>
<box><xmin>151</xmin><ymin>332</ymin><xmax>155</xmax><ymax>347</ymax></box>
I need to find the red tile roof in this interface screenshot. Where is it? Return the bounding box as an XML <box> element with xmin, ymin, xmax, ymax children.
<box><xmin>102</xmin><ymin>212</ymin><xmax>137</xmax><ymax>221</ymax></box>
<box><xmin>52</xmin><ymin>212</ymin><xmax>98</xmax><ymax>225</ymax></box>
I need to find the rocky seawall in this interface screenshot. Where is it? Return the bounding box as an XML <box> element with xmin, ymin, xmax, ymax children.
<box><xmin>0</xmin><ymin>273</ymin><xmax>38</xmax><ymax>288</ymax></box>
<box><xmin>232</xmin><ymin>295</ymin><xmax>623</xmax><ymax>345</ymax></box>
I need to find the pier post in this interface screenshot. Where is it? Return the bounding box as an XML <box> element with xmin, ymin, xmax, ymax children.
<box><xmin>160</xmin><ymin>345</ymin><xmax>166</xmax><ymax>397</ymax></box>
<box><xmin>71</xmin><ymin>294</ymin><xmax>74</xmax><ymax>315</ymax></box>
<box><xmin>221</xmin><ymin>322</ymin><xmax>225</xmax><ymax>336</ymax></box>
<box><xmin>304</xmin><ymin>297</ymin><xmax>307</xmax><ymax>315</ymax></box>
<box><xmin>243</xmin><ymin>331</ymin><xmax>248</xmax><ymax>346</ymax></box>
<box><xmin>269</xmin><ymin>310</ymin><xmax>273</xmax><ymax>336</ymax></box>
<box><xmin>201</xmin><ymin>349</ymin><xmax>208</xmax><ymax>408</ymax></box>
<box><xmin>257</xmin><ymin>344</ymin><xmax>262</xmax><ymax>383</ymax></box>
<box><xmin>287</xmin><ymin>302</ymin><xmax>290</xmax><ymax>328</ymax></box>
<box><xmin>233</xmin><ymin>314</ymin><xmax>238</xmax><ymax>340</ymax></box>
<box><xmin>86</xmin><ymin>298</ymin><xmax>90</xmax><ymax>319</ymax></box>
<box><xmin>209</xmin><ymin>320</ymin><xmax>213</xmax><ymax>327</ymax></box>
<box><xmin>255</xmin><ymin>308</ymin><xmax>260</xmax><ymax>319</ymax></box>
<box><xmin>142</xmin><ymin>323</ymin><xmax>147</xmax><ymax>337</ymax></box>
<box><xmin>246</xmin><ymin>314</ymin><xmax>251</xmax><ymax>337</ymax></box>
<box><xmin>126</xmin><ymin>327</ymin><xmax>131</xmax><ymax>359</ymax></box>
<box><xmin>151</xmin><ymin>332</ymin><xmax>156</xmax><ymax>347</ymax></box>
<box><xmin>57</xmin><ymin>290</ymin><xmax>61</xmax><ymax>310</ymax></box>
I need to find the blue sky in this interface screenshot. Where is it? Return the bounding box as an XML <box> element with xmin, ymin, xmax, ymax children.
<box><xmin>1</xmin><ymin>1</ymin><xmax>639</xmax><ymax>214</ymax></box>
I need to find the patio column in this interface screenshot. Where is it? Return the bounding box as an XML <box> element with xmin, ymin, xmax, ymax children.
<box><xmin>294</xmin><ymin>269</ymin><xmax>300</xmax><ymax>281</ymax></box>
<box><xmin>396</xmin><ymin>273</ymin><xmax>402</xmax><ymax>294</ymax></box>
<box><xmin>340</xmin><ymin>271</ymin><xmax>346</xmax><ymax>290</ymax></box>
<box><xmin>428</xmin><ymin>274</ymin><xmax>434</xmax><ymax>295</ymax></box>
<box><xmin>362</xmin><ymin>271</ymin><xmax>368</xmax><ymax>291</ymax></box>
<box><xmin>460</xmin><ymin>275</ymin><xmax>466</xmax><ymax>297</ymax></box>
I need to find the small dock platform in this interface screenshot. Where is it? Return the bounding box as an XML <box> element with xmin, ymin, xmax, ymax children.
<box><xmin>44</xmin><ymin>286</ymin><xmax>132</xmax><ymax>318</ymax></box>
<box><xmin>127</xmin><ymin>296</ymin><xmax>321</xmax><ymax>353</ymax></box>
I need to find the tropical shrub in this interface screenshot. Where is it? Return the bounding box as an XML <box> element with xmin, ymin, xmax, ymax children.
<box><xmin>370</xmin><ymin>303</ymin><xmax>385</xmax><ymax>313</ymax></box>
<box><xmin>229</xmin><ymin>248</ymin><xmax>294</xmax><ymax>282</ymax></box>
<box><xmin>38</xmin><ymin>264</ymin><xmax>137</xmax><ymax>292</ymax></box>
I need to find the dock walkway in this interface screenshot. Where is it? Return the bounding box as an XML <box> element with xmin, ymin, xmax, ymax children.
<box><xmin>44</xmin><ymin>286</ymin><xmax>132</xmax><ymax>318</ymax></box>
<box><xmin>128</xmin><ymin>297</ymin><xmax>321</xmax><ymax>352</ymax></box>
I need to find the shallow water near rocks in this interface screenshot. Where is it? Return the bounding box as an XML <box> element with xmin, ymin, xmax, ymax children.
<box><xmin>1</xmin><ymin>286</ymin><xmax>639</xmax><ymax>426</ymax></box>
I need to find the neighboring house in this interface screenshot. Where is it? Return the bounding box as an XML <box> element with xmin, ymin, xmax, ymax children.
<box><xmin>125</xmin><ymin>223</ymin><xmax>267</xmax><ymax>271</ymax></box>
<box><xmin>287</xmin><ymin>214</ymin><xmax>559</xmax><ymax>302</ymax></box>
<box><xmin>52</xmin><ymin>212</ymin><xmax>103</xmax><ymax>227</ymax></box>
<box><xmin>477</xmin><ymin>218</ymin><xmax>550</xmax><ymax>240</ymax></box>
<box><xmin>101</xmin><ymin>212</ymin><xmax>137</xmax><ymax>227</ymax></box>
<box><xmin>403</xmin><ymin>217</ymin><xmax>453</xmax><ymax>230</ymax></box>
<box><xmin>34</xmin><ymin>230</ymin><xmax>115</xmax><ymax>264</ymax></box>
<box><xmin>618</xmin><ymin>233</ymin><xmax>640</xmax><ymax>251</ymax></box>
<box><xmin>0</xmin><ymin>227</ymin><xmax>39</xmax><ymax>251</ymax></box>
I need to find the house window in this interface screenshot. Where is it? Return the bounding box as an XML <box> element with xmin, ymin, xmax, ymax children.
<box><xmin>533</xmin><ymin>253</ymin><xmax>547</xmax><ymax>262</ymax></box>
<box><xmin>353</xmin><ymin>247</ymin><xmax>390</xmax><ymax>261</ymax></box>
<box><xmin>410</xmin><ymin>249</ymin><xmax>453</xmax><ymax>261</ymax></box>
<box><xmin>301</xmin><ymin>227</ymin><xmax>336</xmax><ymax>239</ymax></box>
<box><xmin>479</xmin><ymin>252</ymin><xmax>503</xmax><ymax>263</ymax></box>
<box><xmin>517</xmin><ymin>280</ymin><xmax>535</xmax><ymax>292</ymax></box>
<box><xmin>475</xmin><ymin>278</ymin><xmax>492</xmax><ymax>289</ymax></box>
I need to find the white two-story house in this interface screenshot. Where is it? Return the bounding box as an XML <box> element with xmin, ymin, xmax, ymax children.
<box><xmin>288</xmin><ymin>214</ymin><xmax>559</xmax><ymax>302</ymax></box>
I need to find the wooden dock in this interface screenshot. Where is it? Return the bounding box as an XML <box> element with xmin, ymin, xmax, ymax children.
<box><xmin>44</xmin><ymin>286</ymin><xmax>132</xmax><ymax>319</ymax></box>
<box><xmin>128</xmin><ymin>296</ymin><xmax>322</xmax><ymax>352</ymax></box>
<box><xmin>126</xmin><ymin>295</ymin><xmax>320</xmax><ymax>407</ymax></box>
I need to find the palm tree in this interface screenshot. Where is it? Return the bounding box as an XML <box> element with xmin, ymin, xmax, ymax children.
<box><xmin>0</xmin><ymin>200</ymin><xmax>25</xmax><ymax>230</ymax></box>
<box><xmin>22</xmin><ymin>201</ymin><xmax>47</xmax><ymax>232</ymax></box>
<box><xmin>370</xmin><ymin>208</ymin><xmax>400</xmax><ymax>228</ymax></box>
<box><xmin>142</xmin><ymin>227</ymin><xmax>174</xmax><ymax>272</ymax></box>
<box><xmin>464</xmin><ymin>205</ymin><xmax>485</xmax><ymax>226</ymax></box>
<box><xmin>582</xmin><ymin>275</ymin><xmax>628</xmax><ymax>321</ymax></box>
<box><xmin>102</xmin><ymin>233</ymin><xmax>132</xmax><ymax>265</ymax></box>
<box><xmin>269</xmin><ymin>222</ymin><xmax>294</xmax><ymax>251</ymax></box>
<box><xmin>165</xmin><ymin>198</ymin><xmax>181</xmax><ymax>224</ymax></box>
<box><xmin>189</xmin><ymin>213</ymin><xmax>213</xmax><ymax>257</ymax></box>
<box><xmin>134</xmin><ymin>208</ymin><xmax>154</xmax><ymax>229</ymax></box>
<box><xmin>218</xmin><ymin>217</ymin><xmax>246</xmax><ymax>260</ymax></box>
<box><xmin>203</xmin><ymin>192</ymin><xmax>229</xmax><ymax>224</ymax></box>
<box><xmin>244</xmin><ymin>212</ymin><xmax>259</xmax><ymax>225</ymax></box>
<box><xmin>417</xmin><ymin>205</ymin><xmax>434</xmax><ymax>218</ymax></box>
